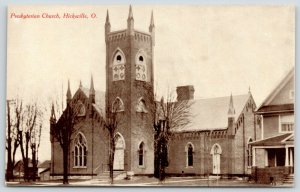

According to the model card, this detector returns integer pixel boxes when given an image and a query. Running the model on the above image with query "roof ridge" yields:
[194,93,249,101]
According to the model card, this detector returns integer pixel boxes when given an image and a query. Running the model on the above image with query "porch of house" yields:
[250,133,294,184]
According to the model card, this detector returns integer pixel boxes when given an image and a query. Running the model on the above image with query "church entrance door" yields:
[211,144,222,175]
[113,133,125,170]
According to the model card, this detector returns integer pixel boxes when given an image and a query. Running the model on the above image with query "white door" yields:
[113,149,124,170]
[213,154,220,174]
[211,144,222,175]
[113,133,125,170]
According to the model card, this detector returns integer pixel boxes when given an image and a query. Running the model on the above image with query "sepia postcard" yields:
[6,5,295,187]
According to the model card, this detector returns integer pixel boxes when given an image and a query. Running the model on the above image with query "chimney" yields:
[176,85,195,101]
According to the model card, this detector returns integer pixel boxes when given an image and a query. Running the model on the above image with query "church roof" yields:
[80,87,105,115]
[177,94,251,132]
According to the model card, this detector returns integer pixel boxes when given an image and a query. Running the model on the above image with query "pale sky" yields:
[7,5,295,161]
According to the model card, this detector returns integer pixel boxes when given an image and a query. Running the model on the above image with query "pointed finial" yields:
[79,80,83,89]
[248,86,251,94]
[106,9,110,23]
[90,75,95,95]
[150,10,154,26]
[66,79,72,100]
[50,102,56,121]
[128,5,133,19]
[228,93,235,116]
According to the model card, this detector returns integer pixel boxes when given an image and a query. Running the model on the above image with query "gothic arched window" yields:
[112,49,126,81]
[138,142,145,166]
[74,132,87,167]
[186,143,194,167]
[136,97,147,113]
[247,138,253,167]
[76,101,86,116]
[112,97,125,112]
[135,50,147,81]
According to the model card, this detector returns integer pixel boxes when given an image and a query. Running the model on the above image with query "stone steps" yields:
[96,171,126,181]
[282,174,294,185]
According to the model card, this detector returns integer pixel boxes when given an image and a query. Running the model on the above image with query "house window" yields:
[138,142,145,166]
[186,143,194,167]
[280,115,294,133]
[74,133,87,168]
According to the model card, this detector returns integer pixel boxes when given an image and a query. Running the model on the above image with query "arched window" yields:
[135,50,147,81]
[112,49,126,81]
[185,142,194,167]
[247,138,253,167]
[74,132,87,167]
[112,97,125,112]
[136,97,147,113]
[138,142,145,166]
[76,101,86,116]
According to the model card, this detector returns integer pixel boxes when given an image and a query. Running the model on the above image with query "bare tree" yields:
[6,99,18,181]
[18,102,43,182]
[143,84,193,181]
[51,100,81,184]
[102,99,123,184]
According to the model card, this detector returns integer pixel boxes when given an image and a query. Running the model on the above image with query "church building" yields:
[50,6,258,179]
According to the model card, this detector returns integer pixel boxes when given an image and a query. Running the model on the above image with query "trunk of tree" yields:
[63,141,69,184]
[24,132,30,181]
[6,101,13,181]
[109,136,114,184]
[31,144,37,182]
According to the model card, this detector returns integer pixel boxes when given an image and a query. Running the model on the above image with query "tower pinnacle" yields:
[128,5,133,19]
[106,9,110,23]
[66,79,72,104]
[89,75,95,104]
[127,5,134,35]
[228,93,235,117]
[50,102,56,122]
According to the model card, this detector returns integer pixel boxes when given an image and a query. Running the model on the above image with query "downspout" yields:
[243,114,245,178]
[92,108,94,178]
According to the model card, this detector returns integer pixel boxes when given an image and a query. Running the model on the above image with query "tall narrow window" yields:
[186,143,194,167]
[138,142,144,166]
[247,138,253,167]
[74,133,88,167]
[112,49,126,81]
[135,50,147,81]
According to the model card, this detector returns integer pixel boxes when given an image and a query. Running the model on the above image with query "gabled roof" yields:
[177,93,251,132]
[79,87,105,115]
[38,160,51,168]
[256,67,294,113]
[250,133,293,146]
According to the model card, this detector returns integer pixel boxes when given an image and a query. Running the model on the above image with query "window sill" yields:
[185,166,194,169]
[73,166,87,169]
[138,165,145,169]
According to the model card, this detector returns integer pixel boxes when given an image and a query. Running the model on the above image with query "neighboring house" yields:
[251,68,294,184]
[167,86,258,177]
[38,160,51,181]
[13,159,38,180]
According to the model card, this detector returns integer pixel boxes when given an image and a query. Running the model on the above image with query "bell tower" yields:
[105,6,155,175]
